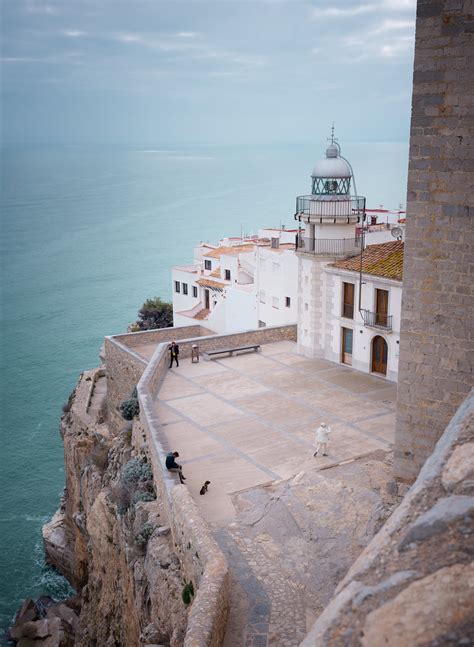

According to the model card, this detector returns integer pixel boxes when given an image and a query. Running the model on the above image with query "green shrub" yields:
[182,581,195,605]
[132,490,156,504]
[120,396,139,421]
[135,522,155,549]
[135,297,173,331]
[122,457,153,484]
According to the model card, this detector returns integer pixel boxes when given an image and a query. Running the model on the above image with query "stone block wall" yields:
[104,337,147,434]
[395,0,474,481]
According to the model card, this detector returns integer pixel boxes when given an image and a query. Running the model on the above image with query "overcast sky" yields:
[1,0,416,145]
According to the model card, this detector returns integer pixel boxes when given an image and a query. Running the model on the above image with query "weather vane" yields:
[328,122,338,145]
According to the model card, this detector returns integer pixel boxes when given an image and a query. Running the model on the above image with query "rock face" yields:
[302,390,474,646]
[38,370,189,646]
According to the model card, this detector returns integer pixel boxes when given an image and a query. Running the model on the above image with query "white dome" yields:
[312,155,352,179]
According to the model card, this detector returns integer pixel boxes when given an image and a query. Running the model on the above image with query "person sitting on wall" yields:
[169,341,179,368]
[165,451,186,483]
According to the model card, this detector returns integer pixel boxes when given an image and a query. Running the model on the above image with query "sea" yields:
[0,141,409,640]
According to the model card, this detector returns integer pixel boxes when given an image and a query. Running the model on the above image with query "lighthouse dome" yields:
[312,150,352,179]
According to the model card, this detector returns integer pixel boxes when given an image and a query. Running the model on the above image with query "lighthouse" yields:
[295,131,366,357]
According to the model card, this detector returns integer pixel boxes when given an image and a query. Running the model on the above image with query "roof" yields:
[204,244,256,259]
[210,266,221,278]
[329,241,404,281]
[196,278,225,291]
[174,265,198,273]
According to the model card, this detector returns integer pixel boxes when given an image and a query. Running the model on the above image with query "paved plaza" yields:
[148,340,397,523]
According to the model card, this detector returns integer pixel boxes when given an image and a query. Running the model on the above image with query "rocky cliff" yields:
[11,368,189,647]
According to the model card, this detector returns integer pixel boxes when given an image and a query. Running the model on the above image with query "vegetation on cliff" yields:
[129,296,173,332]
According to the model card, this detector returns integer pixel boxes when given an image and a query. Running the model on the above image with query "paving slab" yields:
[158,372,204,401]
[196,371,270,401]
[166,392,245,426]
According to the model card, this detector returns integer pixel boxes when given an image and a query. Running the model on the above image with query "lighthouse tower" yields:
[295,131,366,357]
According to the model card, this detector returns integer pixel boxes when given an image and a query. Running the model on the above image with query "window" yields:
[271,237,279,249]
[204,259,212,270]
[258,320,266,328]
[375,289,389,327]
[174,281,180,293]
[182,283,188,295]
[285,296,291,308]
[272,297,279,309]
[342,282,355,319]
[192,286,198,298]
[273,262,280,273]
[225,269,231,281]
[342,327,353,366]
[259,290,266,304]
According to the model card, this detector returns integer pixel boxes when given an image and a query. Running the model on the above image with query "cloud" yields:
[372,18,415,33]
[62,30,87,38]
[176,32,198,38]
[379,34,414,57]
[311,0,416,19]
[311,4,375,18]
[24,1,59,15]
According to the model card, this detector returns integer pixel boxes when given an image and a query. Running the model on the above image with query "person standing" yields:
[314,422,331,457]
[169,341,179,368]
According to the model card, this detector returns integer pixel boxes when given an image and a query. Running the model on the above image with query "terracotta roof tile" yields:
[204,244,256,259]
[210,266,221,278]
[196,278,225,290]
[329,241,404,281]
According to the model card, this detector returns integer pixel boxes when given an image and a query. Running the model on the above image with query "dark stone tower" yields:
[395,0,473,480]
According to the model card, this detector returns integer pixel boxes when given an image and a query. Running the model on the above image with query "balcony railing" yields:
[296,235,361,256]
[361,309,393,331]
[294,195,366,221]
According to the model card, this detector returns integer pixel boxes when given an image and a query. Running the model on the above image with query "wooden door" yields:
[204,289,210,310]
[341,327,353,366]
[375,289,388,327]
[372,335,388,375]
[342,282,354,319]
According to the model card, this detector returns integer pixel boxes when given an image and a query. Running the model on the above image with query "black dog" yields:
[199,481,211,495]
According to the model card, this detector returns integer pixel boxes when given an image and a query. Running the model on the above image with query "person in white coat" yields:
[314,422,331,457]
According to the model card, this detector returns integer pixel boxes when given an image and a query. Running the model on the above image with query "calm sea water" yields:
[0,141,408,639]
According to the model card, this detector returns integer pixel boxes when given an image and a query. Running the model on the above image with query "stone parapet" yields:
[394,0,474,481]
[136,340,229,646]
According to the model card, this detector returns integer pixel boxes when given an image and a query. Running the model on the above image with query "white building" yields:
[171,135,405,380]
[172,228,299,333]
[294,136,404,381]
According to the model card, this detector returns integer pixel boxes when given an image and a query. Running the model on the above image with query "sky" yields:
[1,0,417,146]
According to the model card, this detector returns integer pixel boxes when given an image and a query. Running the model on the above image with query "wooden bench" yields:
[202,344,261,361]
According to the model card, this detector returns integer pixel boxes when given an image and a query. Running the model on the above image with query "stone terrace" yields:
[145,340,396,523]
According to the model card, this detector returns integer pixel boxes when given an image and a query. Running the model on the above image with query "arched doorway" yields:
[371,336,388,376]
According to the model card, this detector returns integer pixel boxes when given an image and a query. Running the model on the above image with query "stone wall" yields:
[136,341,230,647]
[104,337,148,434]
[302,389,474,645]
[113,324,215,351]
[395,0,474,481]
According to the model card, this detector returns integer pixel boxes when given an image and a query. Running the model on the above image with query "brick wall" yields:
[394,0,474,480]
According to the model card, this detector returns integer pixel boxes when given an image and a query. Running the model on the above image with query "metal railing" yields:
[296,235,361,256]
[294,195,366,221]
[361,309,393,331]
